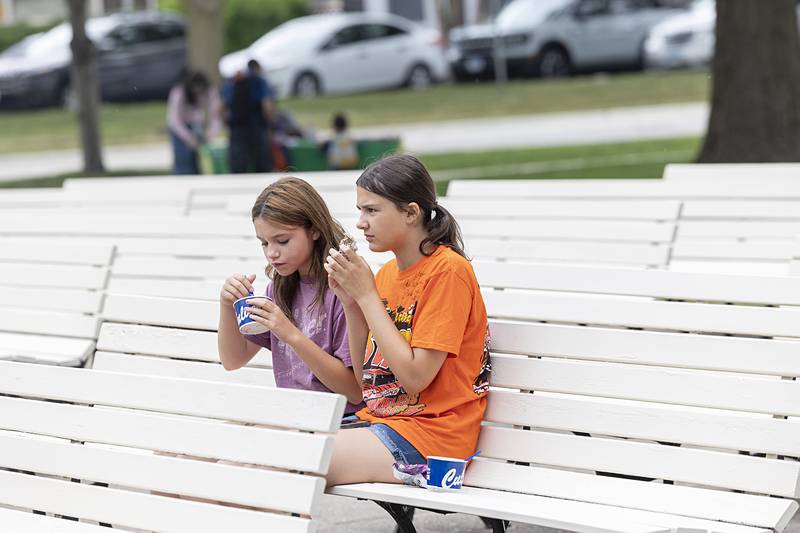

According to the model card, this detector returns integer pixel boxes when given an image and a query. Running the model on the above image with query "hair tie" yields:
[430,203,438,220]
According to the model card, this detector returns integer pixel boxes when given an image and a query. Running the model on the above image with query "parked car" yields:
[0,12,186,109]
[447,0,688,80]
[643,0,715,69]
[218,12,449,99]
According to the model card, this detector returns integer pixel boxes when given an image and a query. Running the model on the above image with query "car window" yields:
[330,25,365,47]
[576,0,611,16]
[106,25,142,47]
[362,24,407,40]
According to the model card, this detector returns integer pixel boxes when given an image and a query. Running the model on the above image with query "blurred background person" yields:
[223,59,275,173]
[167,70,222,175]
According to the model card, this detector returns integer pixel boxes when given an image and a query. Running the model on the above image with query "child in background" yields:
[324,154,491,486]
[324,113,359,170]
[218,177,363,413]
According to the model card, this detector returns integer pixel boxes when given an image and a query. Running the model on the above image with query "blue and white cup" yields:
[426,456,466,491]
[233,293,272,335]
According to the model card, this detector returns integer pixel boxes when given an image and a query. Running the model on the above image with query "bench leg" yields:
[376,501,416,533]
[480,516,508,532]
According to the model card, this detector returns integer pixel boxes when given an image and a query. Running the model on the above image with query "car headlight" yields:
[666,31,694,45]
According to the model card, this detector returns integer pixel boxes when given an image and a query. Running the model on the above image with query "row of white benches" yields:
[3,260,798,531]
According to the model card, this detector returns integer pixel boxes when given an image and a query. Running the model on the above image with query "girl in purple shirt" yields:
[218,177,363,414]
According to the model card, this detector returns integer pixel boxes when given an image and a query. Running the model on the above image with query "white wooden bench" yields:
[663,163,800,181]
[669,200,800,274]
[0,242,114,366]
[93,293,275,386]
[445,178,800,199]
[0,359,344,532]
[331,264,800,533]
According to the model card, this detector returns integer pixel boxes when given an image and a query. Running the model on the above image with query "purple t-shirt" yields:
[245,278,363,415]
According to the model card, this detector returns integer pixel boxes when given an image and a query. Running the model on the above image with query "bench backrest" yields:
[446,178,800,199]
[468,271,800,531]
[664,162,800,181]
[0,242,114,343]
[95,294,274,386]
[0,360,344,532]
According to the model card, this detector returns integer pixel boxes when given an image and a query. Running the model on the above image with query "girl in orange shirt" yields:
[324,154,491,486]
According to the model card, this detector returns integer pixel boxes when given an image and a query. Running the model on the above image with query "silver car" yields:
[0,12,186,109]
[448,0,688,80]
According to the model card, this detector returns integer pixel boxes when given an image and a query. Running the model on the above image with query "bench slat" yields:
[449,219,676,242]
[483,289,800,337]
[682,200,800,219]
[96,323,272,366]
[0,332,94,366]
[112,257,265,278]
[467,239,670,266]
[108,277,222,299]
[678,221,800,239]
[672,240,794,261]
[0,241,115,265]
[330,483,767,533]
[0,309,99,339]
[466,459,797,531]
[0,394,330,474]
[489,321,800,377]
[92,351,276,387]
[478,426,799,497]
[0,263,108,289]
[0,430,321,516]
[102,294,218,330]
[0,468,313,533]
[439,199,682,220]
[486,390,799,458]
[0,286,103,314]
[474,261,800,305]
[491,355,800,417]
[0,507,111,532]
[0,361,344,433]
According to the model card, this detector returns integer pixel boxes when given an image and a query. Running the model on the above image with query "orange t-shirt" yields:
[356,245,491,460]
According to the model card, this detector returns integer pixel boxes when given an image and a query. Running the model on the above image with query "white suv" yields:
[448,0,687,80]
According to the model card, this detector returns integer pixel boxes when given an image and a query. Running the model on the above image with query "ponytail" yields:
[421,203,466,258]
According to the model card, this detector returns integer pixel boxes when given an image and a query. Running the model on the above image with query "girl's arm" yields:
[246,300,363,405]
[341,302,369,385]
[327,250,447,395]
[218,273,262,370]
[357,293,447,395]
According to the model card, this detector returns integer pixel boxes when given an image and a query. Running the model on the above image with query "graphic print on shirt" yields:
[473,327,492,395]
[362,300,427,417]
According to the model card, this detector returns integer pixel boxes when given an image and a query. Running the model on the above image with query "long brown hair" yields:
[251,177,346,320]
[356,154,466,258]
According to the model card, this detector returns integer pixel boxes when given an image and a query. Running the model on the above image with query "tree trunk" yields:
[67,0,104,174]
[698,0,800,162]
[436,0,464,46]
[183,0,224,87]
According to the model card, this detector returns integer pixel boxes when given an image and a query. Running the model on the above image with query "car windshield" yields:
[250,17,331,55]
[495,0,572,29]
[12,18,117,58]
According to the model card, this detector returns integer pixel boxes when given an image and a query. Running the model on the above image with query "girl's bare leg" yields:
[326,427,399,487]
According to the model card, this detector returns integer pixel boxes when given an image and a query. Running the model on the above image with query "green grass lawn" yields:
[1,136,701,194]
[0,70,709,155]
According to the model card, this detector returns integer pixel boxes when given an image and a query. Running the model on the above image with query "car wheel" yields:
[406,64,433,90]
[537,45,571,78]
[293,72,321,98]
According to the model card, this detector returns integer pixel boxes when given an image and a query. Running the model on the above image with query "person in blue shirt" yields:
[223,59,276,173]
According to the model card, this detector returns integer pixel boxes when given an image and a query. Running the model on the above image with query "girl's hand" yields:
[325,246,377,306]
[246,298,301,345]
[220,273,255,305]
[325,264,357,309]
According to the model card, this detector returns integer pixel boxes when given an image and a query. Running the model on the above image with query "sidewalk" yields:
[0,102,708,183]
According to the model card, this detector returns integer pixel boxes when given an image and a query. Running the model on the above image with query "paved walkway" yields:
[0,102,708,183]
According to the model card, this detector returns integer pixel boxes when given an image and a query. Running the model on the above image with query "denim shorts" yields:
[368,423,426,465]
